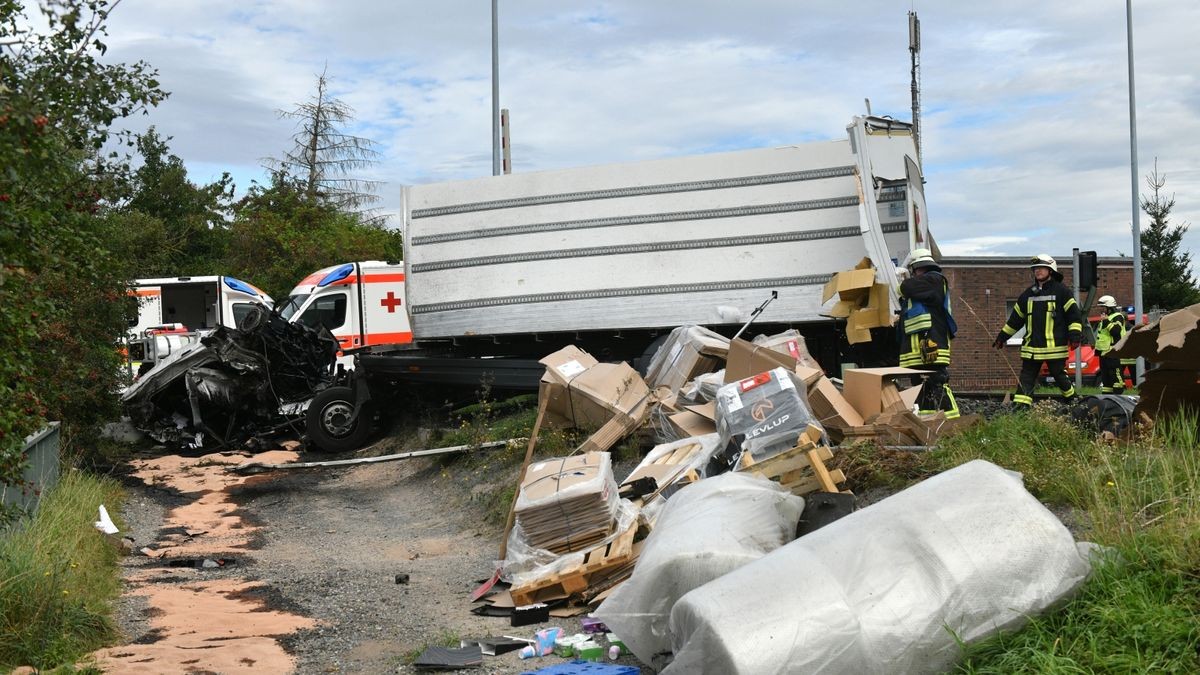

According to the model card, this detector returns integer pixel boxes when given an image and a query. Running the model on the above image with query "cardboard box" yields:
[842,367,927,418]
[538,346,651,430]
[645,325,729,394]
[667,402,717,438]
[1111,303,1200,419]
[821,258,895,345]
[805,376,865,433]
[724,338,798,383]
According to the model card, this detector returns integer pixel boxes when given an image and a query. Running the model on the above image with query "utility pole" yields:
[1126,0,1143,383]
[491,0,501,176]
[908,11,921,161]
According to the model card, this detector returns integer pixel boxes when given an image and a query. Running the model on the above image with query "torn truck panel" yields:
[123,309,338,450]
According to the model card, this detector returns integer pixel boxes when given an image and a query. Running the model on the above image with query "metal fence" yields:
[2,422,61,513]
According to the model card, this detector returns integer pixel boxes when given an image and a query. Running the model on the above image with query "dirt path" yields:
[100,444,634,674]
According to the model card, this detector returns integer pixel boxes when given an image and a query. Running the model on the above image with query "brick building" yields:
[938,256,1135,390]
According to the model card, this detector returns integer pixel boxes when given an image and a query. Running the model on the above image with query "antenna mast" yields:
[908,11,922,162]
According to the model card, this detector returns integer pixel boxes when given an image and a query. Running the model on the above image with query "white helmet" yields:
[1098,295,1118,308]
[906,248,939,272]
[1029,253,1058,273]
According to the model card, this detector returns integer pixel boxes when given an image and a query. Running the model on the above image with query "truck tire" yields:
[306,386,372,453]
[636,334,671,378]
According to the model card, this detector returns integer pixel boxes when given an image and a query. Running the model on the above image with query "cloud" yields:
[94,0,1200,267]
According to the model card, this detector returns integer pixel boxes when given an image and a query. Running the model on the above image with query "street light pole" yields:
[1126,0,1143,383]
[491,0,501,176]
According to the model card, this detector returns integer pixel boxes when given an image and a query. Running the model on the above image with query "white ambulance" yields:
[278,261,412,365]
[127,276,274,372]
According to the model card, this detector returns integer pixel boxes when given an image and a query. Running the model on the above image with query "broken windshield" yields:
[278,294,307,321]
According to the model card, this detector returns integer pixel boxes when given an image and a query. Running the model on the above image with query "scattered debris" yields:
[121,310,337,450]
[412,643,483,670]
[394,573,410,585]
[458,637,529,656]
[1111,302,1198,421]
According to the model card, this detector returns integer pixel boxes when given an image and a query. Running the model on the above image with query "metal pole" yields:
[1072,248,1082,390]
[491,0,500,176]
[1126,0,1144,383]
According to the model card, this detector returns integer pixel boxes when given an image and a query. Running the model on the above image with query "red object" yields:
[380,291,403,313]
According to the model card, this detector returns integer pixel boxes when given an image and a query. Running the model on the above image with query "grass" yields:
[914,408,1200,673]
[400,629,462,664]
[0,470,126,671]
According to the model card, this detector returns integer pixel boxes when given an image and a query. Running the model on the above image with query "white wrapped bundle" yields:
[666,460,1094,674]
[595,472,804,669]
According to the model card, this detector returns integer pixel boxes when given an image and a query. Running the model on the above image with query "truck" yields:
[127,275,273,374]
[285,115,933,450]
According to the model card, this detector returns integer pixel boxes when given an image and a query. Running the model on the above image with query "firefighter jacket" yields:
[1000,279,1083,360]
[898,270,956,367]
[1095,309,1127,355]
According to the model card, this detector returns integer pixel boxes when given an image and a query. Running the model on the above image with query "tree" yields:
[0,0,166,486]
[1140,162,1200,310]
[270,69,382,219]
[227,172,401,300]
[111,127,234,276]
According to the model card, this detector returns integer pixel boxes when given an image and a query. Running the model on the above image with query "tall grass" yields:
[932,410,1200,673]
[0,471,125,671]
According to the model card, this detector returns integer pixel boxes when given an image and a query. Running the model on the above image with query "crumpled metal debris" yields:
[122,308,337,450]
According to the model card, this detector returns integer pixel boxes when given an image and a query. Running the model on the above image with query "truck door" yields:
[357,265,412,347]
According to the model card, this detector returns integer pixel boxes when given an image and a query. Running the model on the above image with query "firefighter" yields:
[992,254,1083,407]
[1095,295,1128,394]
[899,249,960,418]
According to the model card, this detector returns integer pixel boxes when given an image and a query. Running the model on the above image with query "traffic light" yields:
[1077,250,1098,289]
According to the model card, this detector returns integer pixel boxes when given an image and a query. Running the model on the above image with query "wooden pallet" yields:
[510,518,638,606]
[739,439,847,496]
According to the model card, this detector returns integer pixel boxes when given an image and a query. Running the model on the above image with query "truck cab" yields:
[280,261,413,367]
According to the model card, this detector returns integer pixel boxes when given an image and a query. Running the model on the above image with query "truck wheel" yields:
[306,386,372,453]
[636,334,671,378]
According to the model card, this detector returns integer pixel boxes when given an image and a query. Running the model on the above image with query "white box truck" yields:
[287,116,935,450]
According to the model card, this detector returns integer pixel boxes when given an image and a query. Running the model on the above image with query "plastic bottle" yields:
[608,645,621,660]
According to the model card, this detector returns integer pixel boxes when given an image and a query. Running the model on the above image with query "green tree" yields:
[270,69,382,220]
[1140,162,1200,310]
[0,0,166,484]
[110,127,234,276]
[227,172,401,300]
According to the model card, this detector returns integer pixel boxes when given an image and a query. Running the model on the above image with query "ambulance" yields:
[127,276,273,373]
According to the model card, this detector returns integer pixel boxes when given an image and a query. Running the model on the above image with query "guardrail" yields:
[2,422,61,513]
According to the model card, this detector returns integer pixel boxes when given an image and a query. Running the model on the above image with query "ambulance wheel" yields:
[306,386,372,453]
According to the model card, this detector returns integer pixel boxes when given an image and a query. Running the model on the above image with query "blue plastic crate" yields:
[520,659,640,675]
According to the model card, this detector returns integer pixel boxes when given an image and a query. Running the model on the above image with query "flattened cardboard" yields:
[843,367,927,418]
[724,338,798,383]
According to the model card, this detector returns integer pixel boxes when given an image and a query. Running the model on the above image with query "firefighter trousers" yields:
[1100,355,1125,394]
[1014,358,1075,406]
[909,364,960,419]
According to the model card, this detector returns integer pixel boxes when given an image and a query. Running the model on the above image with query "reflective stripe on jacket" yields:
[1000,279,1082,360]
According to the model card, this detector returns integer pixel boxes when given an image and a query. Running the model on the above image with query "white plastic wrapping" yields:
[680,369,726,403]
[595,473,804,669]
[751,328,820,370]
[666,460,1094,675]
[500,498,638,587]
[645,325,729,394]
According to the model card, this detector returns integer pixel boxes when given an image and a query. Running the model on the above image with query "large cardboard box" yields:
[1111,303,1200,419]
[842,367,927,418]
[724,338,798,383]
[645,326,729,395]
[539,346,650,430]
[806,376,865,435]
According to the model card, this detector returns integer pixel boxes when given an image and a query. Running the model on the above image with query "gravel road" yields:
[109,444,649,674]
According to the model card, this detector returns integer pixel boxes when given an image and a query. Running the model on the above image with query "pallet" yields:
[739,439,847,496]
[510,518,638,606]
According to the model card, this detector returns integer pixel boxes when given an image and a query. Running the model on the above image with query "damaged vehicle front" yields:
[122,305,338,450]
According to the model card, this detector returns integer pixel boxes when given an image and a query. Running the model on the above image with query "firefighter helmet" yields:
[1029,253,1058,273]
[1098,295,1118,308]
[906,248,939,272]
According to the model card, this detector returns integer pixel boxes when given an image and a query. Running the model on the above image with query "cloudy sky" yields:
[91,0,1198,262]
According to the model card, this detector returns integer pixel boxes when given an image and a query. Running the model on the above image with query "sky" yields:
[86,0,1199,264]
